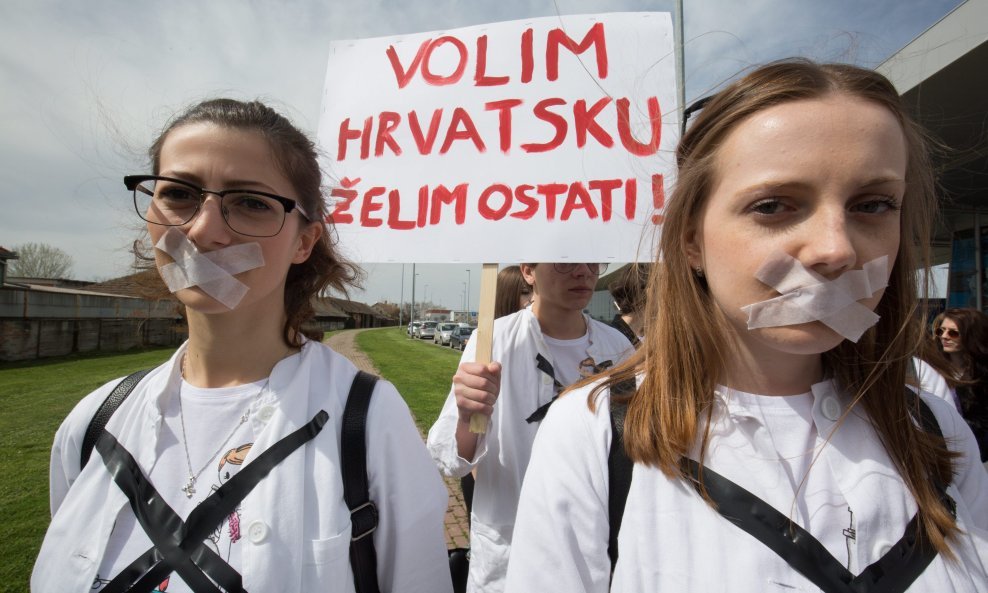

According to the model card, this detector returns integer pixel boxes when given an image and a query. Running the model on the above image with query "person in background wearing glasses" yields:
[427,262,634,593]
[32,99,453,593]
[934,308,988,461]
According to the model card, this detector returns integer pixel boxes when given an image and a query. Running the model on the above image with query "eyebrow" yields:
[160,171,281,193]
[738,176,906,196]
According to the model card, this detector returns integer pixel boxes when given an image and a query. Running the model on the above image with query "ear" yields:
[684,224,704,271]
[292,222,323,264]
[519,263,538,289]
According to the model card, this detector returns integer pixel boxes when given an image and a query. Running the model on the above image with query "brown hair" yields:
[934,307,988,379]
[608,263,650,314]
[137,98,362,346]
[495,265,532,319]
[590,59,957,552]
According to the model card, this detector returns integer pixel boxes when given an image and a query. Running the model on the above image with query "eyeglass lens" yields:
[133,178,288,237]
[935,327,959,339]
[553,263,608,275]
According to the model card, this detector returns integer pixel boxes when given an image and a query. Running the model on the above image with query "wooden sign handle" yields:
[469,263,499,433]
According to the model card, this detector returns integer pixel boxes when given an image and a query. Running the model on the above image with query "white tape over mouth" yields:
[155,228,265,310]
[740,253,889,342]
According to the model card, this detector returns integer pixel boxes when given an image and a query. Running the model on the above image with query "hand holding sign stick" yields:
[468,263,500,434]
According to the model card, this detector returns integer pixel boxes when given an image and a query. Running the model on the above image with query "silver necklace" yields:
[177,355,269,498]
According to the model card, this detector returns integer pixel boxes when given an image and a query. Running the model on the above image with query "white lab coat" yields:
[427,308,633,593]
[506,378,988,592]
[32,340,453,593]
[914,356,961,411]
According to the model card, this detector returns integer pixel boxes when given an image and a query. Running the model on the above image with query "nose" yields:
[184,194,232,247]
[801,207,857,277]
[571,263,597,277]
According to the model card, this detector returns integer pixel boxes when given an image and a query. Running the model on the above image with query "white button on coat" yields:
[822,397,842,421]
[247,520,268,543]
[257,406,275,423]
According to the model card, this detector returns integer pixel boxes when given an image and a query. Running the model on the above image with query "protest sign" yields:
[318,12,678,264]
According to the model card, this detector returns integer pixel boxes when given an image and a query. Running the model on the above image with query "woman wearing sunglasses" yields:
[934,308,988,461]
[33,99,453,593]
[428,262,634,592]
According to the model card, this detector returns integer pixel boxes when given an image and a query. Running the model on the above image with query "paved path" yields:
[325,329,470,549]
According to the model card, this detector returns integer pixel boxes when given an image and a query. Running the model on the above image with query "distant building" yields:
[422,308,452,322]
[0,273,184,362]
[0,246,17,286]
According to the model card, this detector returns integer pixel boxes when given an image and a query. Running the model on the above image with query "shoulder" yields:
[54,358,173,467]
[302,340,412,425]
[492,309,540,351]
[591,317,630,338]
[544,378,613,441]
[588,317,635,357]
[914,387,970,444]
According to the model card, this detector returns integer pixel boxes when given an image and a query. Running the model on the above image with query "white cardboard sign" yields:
[318,13,678,263]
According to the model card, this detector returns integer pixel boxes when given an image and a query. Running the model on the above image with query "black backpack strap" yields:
[607,377,637,575]
[605,383,952,588]
[80,369,152,469]
[342,370,381,593]
[673,388,953,593]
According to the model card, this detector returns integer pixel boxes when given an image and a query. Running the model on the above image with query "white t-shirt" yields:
[94,379,267,592]
[542,332,592,387]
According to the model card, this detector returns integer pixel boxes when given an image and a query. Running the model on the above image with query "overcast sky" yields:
[0,0,964,309]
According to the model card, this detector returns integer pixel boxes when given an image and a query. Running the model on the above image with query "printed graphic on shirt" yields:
[207,443,253,560]
[842,507,856,569]
[578,356,613,377]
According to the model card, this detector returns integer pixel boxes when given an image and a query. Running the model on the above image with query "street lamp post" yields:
[466,269,471,321]
[410,264,417,333]
[399,264,405,328]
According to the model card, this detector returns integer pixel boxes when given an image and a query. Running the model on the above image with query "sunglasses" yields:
[935,327,960,339]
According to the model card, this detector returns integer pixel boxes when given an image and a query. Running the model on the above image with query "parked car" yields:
[434,322,459,345]
[419,321,439,340]
[449,325,476,351]
[408,321,421,337]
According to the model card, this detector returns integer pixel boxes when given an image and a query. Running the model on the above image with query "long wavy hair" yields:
[934,307,988,379]
[136,98,362,346]
[589,59,958,552]
[495,265,531,319]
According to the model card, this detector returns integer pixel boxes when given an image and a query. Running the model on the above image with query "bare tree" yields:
[8,242,74,279]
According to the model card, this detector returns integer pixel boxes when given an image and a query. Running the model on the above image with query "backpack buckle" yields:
[350,501,378,541]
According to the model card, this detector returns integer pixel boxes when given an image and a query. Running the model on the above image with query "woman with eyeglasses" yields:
[504,60,988,592]
[934,307,988,461]
[33,99,453,593]
[427,262,634,592]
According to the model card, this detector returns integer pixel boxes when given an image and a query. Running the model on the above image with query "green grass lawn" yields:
[0,347,174,592]
[0,330,461,590]
[356,327,462,432]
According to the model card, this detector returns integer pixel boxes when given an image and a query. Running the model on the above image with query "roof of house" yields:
[81,270,163,298]
[312,298,349,319]
[325,296,380,316]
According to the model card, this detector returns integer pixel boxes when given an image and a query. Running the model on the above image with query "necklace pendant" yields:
[182,476,196,498]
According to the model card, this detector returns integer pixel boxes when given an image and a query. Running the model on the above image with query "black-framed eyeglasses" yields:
[124,175,310,238]
[935,327,960,339]
[552,263,608,276]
